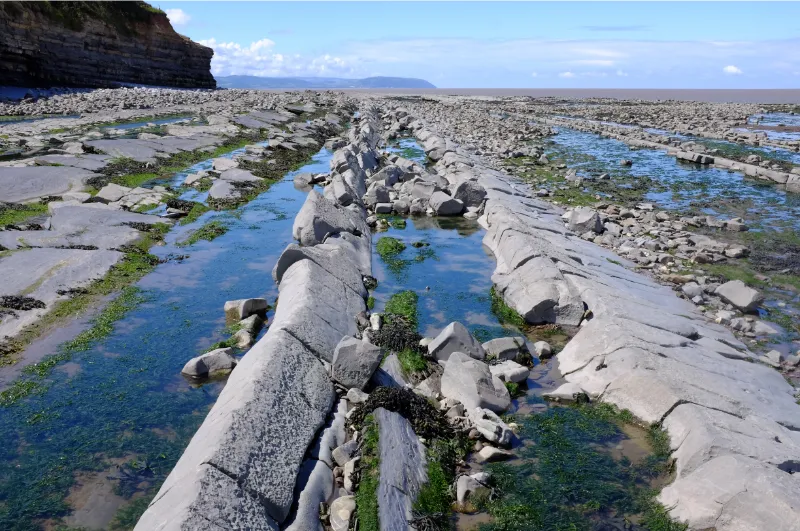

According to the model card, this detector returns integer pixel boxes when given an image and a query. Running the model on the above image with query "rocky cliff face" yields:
[0,2,215,89]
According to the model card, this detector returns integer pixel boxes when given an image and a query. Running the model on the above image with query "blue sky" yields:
[156,2,800,88]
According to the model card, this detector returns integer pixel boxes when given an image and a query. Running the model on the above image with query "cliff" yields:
[0,2,215,89]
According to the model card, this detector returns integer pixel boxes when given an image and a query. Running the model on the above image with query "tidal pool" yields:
[548,127,800,231]
[0,148,332,531]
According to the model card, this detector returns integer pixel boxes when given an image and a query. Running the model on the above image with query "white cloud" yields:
[616,69,629,77]
[530,72,538,77]
[571,59,615,66]
[723,65,743,75]
[558,71,576,78]
[199,38,359,78]
[165,9,191,26]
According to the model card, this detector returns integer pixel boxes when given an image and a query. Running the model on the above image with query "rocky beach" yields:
[0,86,798,531]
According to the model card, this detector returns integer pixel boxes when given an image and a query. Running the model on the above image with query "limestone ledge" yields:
[406,117,800,531]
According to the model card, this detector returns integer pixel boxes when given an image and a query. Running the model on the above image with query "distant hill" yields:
[216,75,436,89]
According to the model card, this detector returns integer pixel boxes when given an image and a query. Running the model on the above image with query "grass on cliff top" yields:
[478,402,686,531]
[3,1,166,35]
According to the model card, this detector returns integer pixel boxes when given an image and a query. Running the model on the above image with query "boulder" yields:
[208,180,240,201]
[224,298,269,321]
[543,382,586,402]
[429,191,464,216]
[568,207,603,234]
[489,360,530,383]
[329,496,355,531]
[453,180,487,208]
[440,352,511,413]
[292,189,366,246]
[482,336,528,361]
[456,473,491,505]
[471,408,514,446]
[475,446,514,463]
[181,347,237,377]
[331,336,383,390]
[428,321,486,361]
[715,280,763,312]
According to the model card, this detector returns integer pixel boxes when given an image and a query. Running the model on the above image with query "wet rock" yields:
[332,440,359,468]
[482,336,528,361]
[181,347,237,377]
[440,352,511,413]
[715,280,763,312]
[456,473,491,505]
[224,298,269,321]
[331,336,383,390]
[208,180,241,201]
[428,321,486,361]
[346,388,369,404]
[475,445,514,463]
[543,382,586,402]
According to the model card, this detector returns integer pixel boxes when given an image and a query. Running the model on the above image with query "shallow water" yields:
[371,217,511,341]
[549,127,800,231]
[0,148,332,530]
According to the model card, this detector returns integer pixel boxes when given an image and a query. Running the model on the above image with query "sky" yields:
[154,1,800,88]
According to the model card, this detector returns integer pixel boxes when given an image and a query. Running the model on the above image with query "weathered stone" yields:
[331,336,383,390]
[428,321,486,361]
[329,495,356,531]
[429,191,464,215]
[453,180,487,208]
[138,329,334,526]
[440,352,511,413]
[482,336,527,361]
[224,298,269,321]
[715,280,763,312]
[489,360,530,383]
[475,446,514,463]
[292,189,366,246]
[181,347,237,377]
[567,207,603,234]
[375,408,427,531]
[471,408,514,446]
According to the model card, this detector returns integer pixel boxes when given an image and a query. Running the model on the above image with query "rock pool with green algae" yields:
[371,216,514,342]
[548,127,800,232]
[475,399,684,531]
[0,148,333,531]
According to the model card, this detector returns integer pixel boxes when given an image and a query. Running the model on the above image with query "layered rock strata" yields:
[0,2,215,89]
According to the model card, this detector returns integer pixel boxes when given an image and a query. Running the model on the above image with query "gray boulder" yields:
[453,180,487,208]
[440,352,511,412]
[208,180,241,201]
[489,360,530,383]
[181,348,237,377]
[331,336,383,390]
[568,207,603,234]
[471,408,514,446]
[292,189,366,246]
[224,298,269,321]
[482,336,528,361]
[715,280,763,312]
[429,191,464,216]
[428,322,486,361]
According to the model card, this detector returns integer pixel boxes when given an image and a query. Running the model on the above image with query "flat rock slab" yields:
[35,154,111,172]
[0,247,123,340]
[0,224,141,250]
[0,165,95,203]
[375,408,427,531]
[49,204,167,232]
